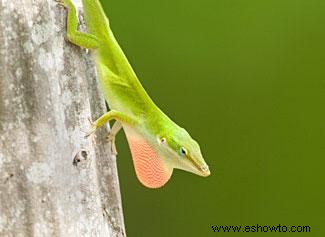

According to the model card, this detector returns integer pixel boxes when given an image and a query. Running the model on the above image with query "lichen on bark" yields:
[0,1,126,236]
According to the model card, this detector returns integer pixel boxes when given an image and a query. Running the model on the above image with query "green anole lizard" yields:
[57,0,210,188]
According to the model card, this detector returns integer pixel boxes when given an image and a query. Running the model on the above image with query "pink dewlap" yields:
[125,130,172,188]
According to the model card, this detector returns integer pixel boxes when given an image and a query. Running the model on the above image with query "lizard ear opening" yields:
[157,137,167,145]
[125,129,173,188]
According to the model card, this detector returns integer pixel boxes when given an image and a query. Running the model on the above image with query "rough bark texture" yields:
[0,0,126,236]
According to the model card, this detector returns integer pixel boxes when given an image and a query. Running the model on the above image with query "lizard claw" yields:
[84,117,96,138]
[87,117,95,126]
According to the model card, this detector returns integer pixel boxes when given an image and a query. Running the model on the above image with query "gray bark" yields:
[0,1,126,236]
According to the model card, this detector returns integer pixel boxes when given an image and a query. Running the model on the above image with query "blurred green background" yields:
[101,0,325,236]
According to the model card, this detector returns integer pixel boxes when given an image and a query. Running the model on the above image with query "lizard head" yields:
[158,126,210,177]
[124,121,210,189]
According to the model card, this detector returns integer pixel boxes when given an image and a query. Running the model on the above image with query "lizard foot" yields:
[106,132,118,155]
[84,117,96,138]
[55,0,66,7]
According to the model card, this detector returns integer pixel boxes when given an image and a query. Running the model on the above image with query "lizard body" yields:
[58,0,210,188]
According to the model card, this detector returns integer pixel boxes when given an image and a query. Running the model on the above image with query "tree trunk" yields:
[0,1,126,236]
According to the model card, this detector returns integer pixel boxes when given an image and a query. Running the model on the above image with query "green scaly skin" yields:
[57,0,210,187]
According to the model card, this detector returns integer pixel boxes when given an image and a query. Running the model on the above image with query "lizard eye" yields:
[179,147,187,157]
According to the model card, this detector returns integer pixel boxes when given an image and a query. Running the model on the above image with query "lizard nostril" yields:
[200,165,210,176]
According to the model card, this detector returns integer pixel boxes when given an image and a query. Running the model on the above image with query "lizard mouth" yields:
[199,165,210,177]
[188,156,210,177]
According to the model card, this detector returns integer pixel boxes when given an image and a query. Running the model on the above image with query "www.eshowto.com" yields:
[212,224,311,233]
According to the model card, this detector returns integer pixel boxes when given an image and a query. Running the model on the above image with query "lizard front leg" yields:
[85,110,135,138]
[56,0,99,49]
